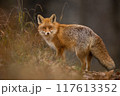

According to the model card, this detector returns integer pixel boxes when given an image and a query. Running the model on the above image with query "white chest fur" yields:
[46,40,56,49]
[42,37,56,50]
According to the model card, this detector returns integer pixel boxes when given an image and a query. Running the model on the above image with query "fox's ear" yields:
[37,14,44,24]
[50,14,56,23]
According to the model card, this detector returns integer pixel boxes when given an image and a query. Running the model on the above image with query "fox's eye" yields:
[43,27,46,30]
[49,26,52,29]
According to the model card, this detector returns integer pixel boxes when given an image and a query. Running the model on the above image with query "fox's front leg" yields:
[56,47,65,60]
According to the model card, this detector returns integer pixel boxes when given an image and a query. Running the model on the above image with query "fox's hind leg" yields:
[86,52,92,71]
[76,50,87,71]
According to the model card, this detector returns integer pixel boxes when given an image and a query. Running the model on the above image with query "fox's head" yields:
[37,14,58,36]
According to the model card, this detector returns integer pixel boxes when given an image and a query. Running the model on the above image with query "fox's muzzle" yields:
[45,32,51,35]
[39,31,54,36]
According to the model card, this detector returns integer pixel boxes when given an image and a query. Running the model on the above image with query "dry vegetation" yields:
[0,8,83,80]
[0,8,120,80]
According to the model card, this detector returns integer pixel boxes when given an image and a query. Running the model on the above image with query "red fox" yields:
[37,14,115,71]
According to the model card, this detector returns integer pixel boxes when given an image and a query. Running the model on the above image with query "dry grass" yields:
[0,9,83,80]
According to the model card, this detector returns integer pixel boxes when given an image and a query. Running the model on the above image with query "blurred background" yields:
[0,0,120,72]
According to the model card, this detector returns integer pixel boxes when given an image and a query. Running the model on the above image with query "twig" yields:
[59,2,69,22]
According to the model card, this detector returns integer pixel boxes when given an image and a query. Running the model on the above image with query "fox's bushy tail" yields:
[90,36,115,70]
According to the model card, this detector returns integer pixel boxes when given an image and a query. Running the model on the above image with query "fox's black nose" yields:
[47,32,49,35]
